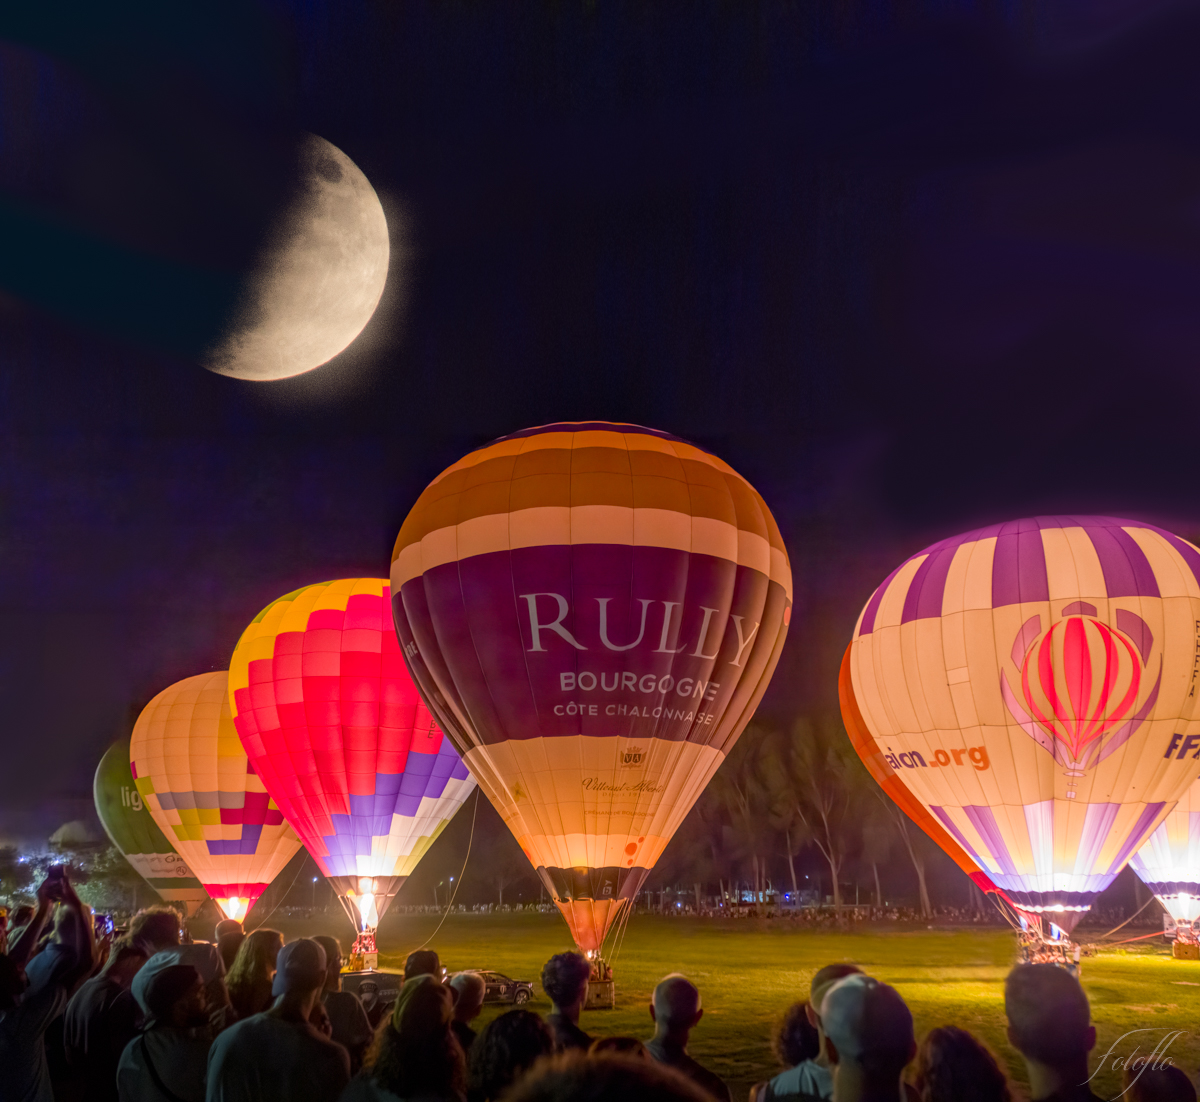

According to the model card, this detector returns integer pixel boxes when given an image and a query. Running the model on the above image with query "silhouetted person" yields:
[404,949,441,981]
[62,938,148,1101]
[117,963,211,1102]
[505,1051,713,1102]
[129,907,231,1029]
[0,869,96,1102]
[820,974,915,1102]
[225,928,283,1021]
[468,1008,554,1102]
[911,1025,1011,1102]
[449,972,485,1054]
[206,938,349,1102]
[752,1000,822,1102]
[312,936,372,1074]
[752,963,864,1102]
[645,973,730,1102]
[214,921,244,975]
[346,973,465,1102]
[1123,1056,1197,1102]
[541,952,592,1053]
[1004,964,1101,1102]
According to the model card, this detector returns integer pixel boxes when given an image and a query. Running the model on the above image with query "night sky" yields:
[4,0,1200,839]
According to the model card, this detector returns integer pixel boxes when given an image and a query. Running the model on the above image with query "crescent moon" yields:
[203,134,389,381]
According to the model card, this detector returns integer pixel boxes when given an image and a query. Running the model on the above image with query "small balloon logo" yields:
[1001,603,1161,773]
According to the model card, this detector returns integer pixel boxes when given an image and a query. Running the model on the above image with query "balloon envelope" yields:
[845,516,1200,932]
[94,739,208,915]
[130,672,303,920]
[227,578,476,927]
[391,422,792,951]
[1131,776,1200,927]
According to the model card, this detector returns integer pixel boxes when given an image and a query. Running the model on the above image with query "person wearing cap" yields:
[312,936,372,1074]
[819,973,915,1102]
[644,973,731,1102]
[205,938,350,1102]
[116,963,211,1102]
[344,972,466,1102]
[1004,964,1102,1102]
[752,964,864,1102]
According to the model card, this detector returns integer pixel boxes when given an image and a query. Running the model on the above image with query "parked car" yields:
[459,969,534,1005]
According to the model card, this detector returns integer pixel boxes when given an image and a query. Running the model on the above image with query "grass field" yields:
[261,911,1200,1099]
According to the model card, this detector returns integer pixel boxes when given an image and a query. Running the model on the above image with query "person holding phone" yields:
[0,866,99,1102]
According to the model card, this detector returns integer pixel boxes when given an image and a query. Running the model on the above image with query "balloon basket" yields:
[349,928,379,972]
[582,954,614,1009]
[1017,928,1081,976]
[1172,940,1200,960]
[585,979,615,1010]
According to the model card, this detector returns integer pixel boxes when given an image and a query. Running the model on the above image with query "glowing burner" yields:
[217,896,249,922]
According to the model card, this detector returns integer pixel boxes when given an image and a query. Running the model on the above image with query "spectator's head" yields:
[214,918,243,940]
[469,1008,555,1100]
[404,948,441,981]
[131,957,205,1028]
[1004,964,1095,1075]
[807,964,865,1060]
[541,952,591,1012]
[366,973,465,1099]
[11,904,35,931]
[227,927,284,995]
[450,971,486,1022]
[590,1036,648,1059]
[312,935,343,993]
[505,1052,713,1102]
[650,974,703,1041]
[128,906,182,955]
[1124,1056,1198,1102]
[140,964,206,1029]
[270,938,327,1003]
[99,936,148,986]
[820,974,915,1093]
[912,1026,1011,1102]
[774,1002,820,1068]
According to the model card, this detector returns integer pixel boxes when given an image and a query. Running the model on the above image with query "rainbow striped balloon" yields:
[391,422,792,952]
[845,516,1200,930]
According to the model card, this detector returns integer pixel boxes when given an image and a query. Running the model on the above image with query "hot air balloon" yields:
[130,672,303,921]
[390,422,792,954]
[1131,776,1200,945]
[94,740,208,915]
[843,516,1200,936]
[227,578,476,964]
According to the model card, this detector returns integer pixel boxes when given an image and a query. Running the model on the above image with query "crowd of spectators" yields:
[1,866,1197,1102]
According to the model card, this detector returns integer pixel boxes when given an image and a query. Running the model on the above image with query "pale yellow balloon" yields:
[204,134,389,381]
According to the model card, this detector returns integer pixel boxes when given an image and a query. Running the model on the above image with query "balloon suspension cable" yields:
[414,787,480,954]
[1096,893,1158,941]
[604,891,636,967]
[985,889,1030,934]
[245,857,308,932]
